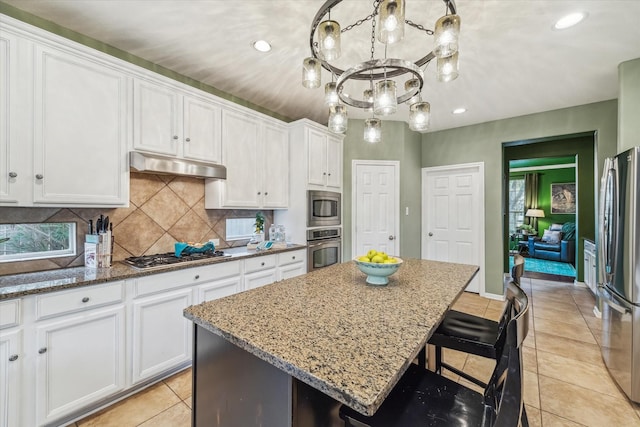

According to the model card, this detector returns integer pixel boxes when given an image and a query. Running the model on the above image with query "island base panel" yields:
[192,325,292,427]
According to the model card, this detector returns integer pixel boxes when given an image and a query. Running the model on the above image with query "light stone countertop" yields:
[183,258,479,416]
[0,245,306,300]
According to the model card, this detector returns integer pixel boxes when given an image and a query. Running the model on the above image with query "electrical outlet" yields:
[210,238,220,246]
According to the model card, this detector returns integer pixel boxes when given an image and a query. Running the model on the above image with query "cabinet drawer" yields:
[133,261,241,297]
[584,240,596,252]
[36,282,124,320]
[244,254,277,273]
[277,250,306,267]
[0,299,21,329]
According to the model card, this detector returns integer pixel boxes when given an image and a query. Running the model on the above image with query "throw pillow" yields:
[546,230,562,244]
[549,223,563,231]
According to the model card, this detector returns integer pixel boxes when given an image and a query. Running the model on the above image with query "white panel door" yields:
[422,163,484,293]
[262,122,289,208]
[35,306,126,426]
[33,44,128,205]
[353,161,399,258]
[133,78,180,156]
[183,95,222,163]
[307,128,327,186]
[0,330,21,427]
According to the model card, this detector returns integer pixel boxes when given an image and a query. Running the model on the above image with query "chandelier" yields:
[302,0,460,142]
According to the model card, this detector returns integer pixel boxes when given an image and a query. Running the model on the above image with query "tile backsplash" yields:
[0,172,273,275]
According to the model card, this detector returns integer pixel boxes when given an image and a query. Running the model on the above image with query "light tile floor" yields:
[71,277,640,426]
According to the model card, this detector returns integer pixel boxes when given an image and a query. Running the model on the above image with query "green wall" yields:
[510,166,577,233]
[505,133,597,282]
[421,101,617,295]
[342,120,422,260]
[618,58,640,152]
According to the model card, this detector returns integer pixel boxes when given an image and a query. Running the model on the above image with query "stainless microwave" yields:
[307,190,341,227]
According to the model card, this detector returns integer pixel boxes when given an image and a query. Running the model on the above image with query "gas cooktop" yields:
[124,250,229,270]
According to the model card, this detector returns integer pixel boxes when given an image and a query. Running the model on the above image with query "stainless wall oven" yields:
[307,190,341,227]
[307,227,341,272]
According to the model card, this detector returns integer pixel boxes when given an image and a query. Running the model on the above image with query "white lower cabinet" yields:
[35,305,126,426]
[584,239,597,294]
[0,329,22,427]
[131,288,193,384]
[244,255,277,290]
[5,251,305,426]
[277,249,307,280]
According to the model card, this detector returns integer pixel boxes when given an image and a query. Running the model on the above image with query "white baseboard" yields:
[593,305,602,319]
[481,291,505,301]
[573,280,587,288]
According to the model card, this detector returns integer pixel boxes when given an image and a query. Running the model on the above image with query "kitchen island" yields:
[184,258,479,426]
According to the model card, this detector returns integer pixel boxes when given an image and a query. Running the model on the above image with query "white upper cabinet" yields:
[205,108,289,209]
[0,28,26,204]
[0,18,129,207]
[32,43,129,206]
[302,122,343,191]
[133,76,222,164]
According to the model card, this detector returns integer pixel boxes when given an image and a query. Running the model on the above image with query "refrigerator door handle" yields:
[604,294,629,315]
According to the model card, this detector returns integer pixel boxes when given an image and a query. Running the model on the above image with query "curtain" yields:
[524,173,540,229]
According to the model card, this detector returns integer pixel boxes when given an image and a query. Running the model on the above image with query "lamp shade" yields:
[525,209,545,218]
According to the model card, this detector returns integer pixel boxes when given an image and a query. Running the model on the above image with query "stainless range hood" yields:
[130,151,226,179]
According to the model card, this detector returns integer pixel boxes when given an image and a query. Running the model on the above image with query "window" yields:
[225,218,255,241]
[508,178,525,234]
[0,223,76,263]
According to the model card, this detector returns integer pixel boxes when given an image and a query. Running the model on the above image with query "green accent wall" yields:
[510,166,577,233]
[0,1,291,122]
[342,120,422,260]
[618,58,640,152]
[506,133,597,283]
[420,100,617,296]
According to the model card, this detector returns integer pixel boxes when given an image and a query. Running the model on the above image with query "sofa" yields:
[528,222,576,263]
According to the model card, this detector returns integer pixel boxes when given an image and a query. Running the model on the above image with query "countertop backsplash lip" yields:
[0,244,306,300]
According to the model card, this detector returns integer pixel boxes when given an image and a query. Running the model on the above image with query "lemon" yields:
[378,252,389,260]
[387,257,397,263]
[371,255,385,263]
[357,256,371,262]
[367,249,377,258]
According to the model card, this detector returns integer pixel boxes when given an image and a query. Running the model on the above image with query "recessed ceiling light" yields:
[554,12,587,30]
[252,40,272,52]
[452,107,466,114]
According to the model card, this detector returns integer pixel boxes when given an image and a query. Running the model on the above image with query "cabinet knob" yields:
[8,172,17,178]
[261,262,265,266]
[323,172,327,175]
[8,354,18,362]
[257,192,261,195]
[173,135,179,140]
[35,174,44,180]
[195,275,200,280]
[185,138,191,142]
[292,256,296,260]
[82,297,90,303]
[328,173,331,176]
[264,192,268,196]
[38,347,47,354]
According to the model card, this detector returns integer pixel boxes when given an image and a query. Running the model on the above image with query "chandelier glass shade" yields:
[303,0,460,140]
[364,117,382,143]
[328,105,348,133]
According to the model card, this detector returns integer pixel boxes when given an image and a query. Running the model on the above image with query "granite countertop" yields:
[0,244,306,300]
[184,258,479,416]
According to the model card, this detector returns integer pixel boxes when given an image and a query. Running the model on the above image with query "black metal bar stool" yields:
[339,281,530,427]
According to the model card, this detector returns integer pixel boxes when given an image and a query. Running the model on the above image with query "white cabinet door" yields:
[0,29,27,204]
[307,128,328,187]
[245,269,278,290]
[35,305,126,426]
[325,135,342,189]
[219,109,261,207]
[133,78,180,156]
[278,262,306,281]
[32,44,128,206]
[131,288,193,384]
[262,122,289,208]
[183,95,222,163]
[197,276,242,303]
[0,329,22,427]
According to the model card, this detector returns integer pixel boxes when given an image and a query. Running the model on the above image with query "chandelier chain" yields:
[341,0,380,33]
[405,20,435,36]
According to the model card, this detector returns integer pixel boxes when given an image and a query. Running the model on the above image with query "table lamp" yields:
[525,209,545,234]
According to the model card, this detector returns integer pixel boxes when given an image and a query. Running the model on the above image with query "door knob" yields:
[8,172,17,178]
[388,235,395,240]
[428,232,433,236]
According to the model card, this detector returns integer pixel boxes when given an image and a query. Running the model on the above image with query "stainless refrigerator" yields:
[599,146,640,403]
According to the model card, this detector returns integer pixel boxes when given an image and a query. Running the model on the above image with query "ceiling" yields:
[4,0,640,133]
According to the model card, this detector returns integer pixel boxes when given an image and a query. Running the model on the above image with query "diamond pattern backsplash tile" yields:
[1,172,274,275]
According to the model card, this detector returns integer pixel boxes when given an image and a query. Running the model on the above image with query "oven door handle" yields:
[307,239,339,248]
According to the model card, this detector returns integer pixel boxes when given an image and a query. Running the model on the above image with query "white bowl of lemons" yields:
[353,250,403,286]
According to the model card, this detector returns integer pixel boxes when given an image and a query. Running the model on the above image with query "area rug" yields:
[509,256,576,277]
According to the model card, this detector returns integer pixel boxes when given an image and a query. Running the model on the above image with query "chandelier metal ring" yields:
[309,0,458,79]
[335,58,424,108]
